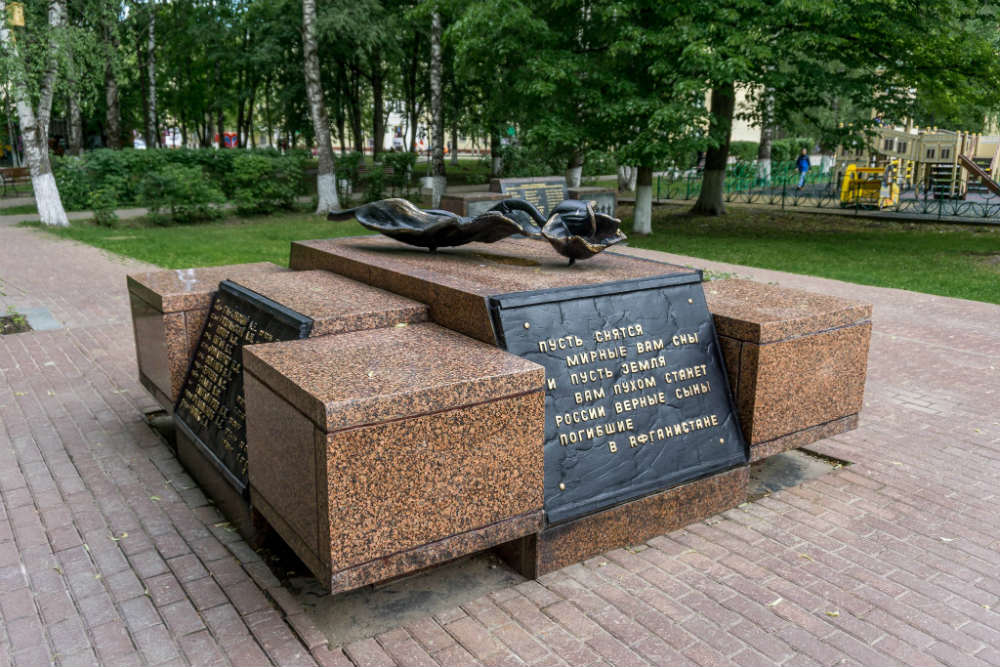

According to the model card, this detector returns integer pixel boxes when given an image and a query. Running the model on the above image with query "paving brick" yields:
[165,553,208,583]
[344,637,397,667]
[159,599,205,637]
[6,616,45,654]
[76,592,117,629]
[47,617,90,656]
[132,624,181,665]
[178,631,227,666]
[222,638,271,667]
[182,576,227,611]
[1,587,36,621]
[432,644,482,667]
[224,578,272,615]
[143,572,185,607]
[376,628,437,667]
[403,617,456,653]
[90,620,136,662]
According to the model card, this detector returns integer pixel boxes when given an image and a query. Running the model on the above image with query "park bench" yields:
[0,167,30,197]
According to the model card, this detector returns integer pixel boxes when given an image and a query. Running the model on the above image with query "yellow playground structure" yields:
[837,125,1000,200]
[839,164,900,208]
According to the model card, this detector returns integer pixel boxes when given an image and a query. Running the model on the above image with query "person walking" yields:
[796,148,811,190]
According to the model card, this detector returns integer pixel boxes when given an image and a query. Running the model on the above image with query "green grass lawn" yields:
[25,203,1000,305]
[23,211,367,268]
[0,203,37,215]
[621,203,1000,304]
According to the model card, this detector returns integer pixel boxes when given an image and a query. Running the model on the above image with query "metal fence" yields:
[655,160,1000,223]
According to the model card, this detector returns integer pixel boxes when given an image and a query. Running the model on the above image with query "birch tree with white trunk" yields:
[302,0,340,214]
[145,0,158,148]
[0,0,70,227]
[429,9,446,207]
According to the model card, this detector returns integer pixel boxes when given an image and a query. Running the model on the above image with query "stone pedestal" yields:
[290,237,692,345]
[243,323,546,592]
[704,279,872,461]
[498,466,748,577]
[170,269,428,544]
[568,186,617,216]
[438,191,511,217]
[127,262,288,410]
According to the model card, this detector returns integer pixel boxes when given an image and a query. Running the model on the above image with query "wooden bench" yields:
[0,167,30,197]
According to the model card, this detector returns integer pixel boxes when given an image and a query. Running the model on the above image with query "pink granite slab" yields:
[127,262,289,313]
[243,322,545,432]
[232,270,428,336]
[704,279,872,343]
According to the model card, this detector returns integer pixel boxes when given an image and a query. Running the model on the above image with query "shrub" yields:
[582,150,617,177]
[772,137,815,162]
[225,153,302,214]
[53,148,307,209]
[88,187,119,227]
[138,163,225,224]
[729,141,759,163]
[362,167,385,203]
[380,151,417,193]
[498,143,562,177]
[50,156,91,209]
[335,152,364,189]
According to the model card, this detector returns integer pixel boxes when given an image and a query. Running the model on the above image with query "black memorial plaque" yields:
[490,273,747,525]
[174,280,313,495]
[498,177,569,217]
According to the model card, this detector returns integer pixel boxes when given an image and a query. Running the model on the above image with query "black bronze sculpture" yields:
[328,197,626,264]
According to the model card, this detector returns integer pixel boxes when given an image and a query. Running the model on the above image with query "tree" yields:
[302,0,340,213]
[0,0,70,226]
[691,0,1000,215]
[429,8,445,205]
[144,0,158,148]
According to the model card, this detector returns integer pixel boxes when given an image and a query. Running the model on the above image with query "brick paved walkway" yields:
[0,219,997,667]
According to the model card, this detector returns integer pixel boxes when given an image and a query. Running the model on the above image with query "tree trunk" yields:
[68,94,82,155]
[429,10,446,205]
[264,77,273,147]
[348,66,363,153]
[35,0,65,150]
[633,165,653,235]
[404,33,421,155]
[451,126,459,164]
[0,0,68,226]
[144,0,158,148]
[216,109,224,148]
[617,165,637,192]
[692,81,736,216]
[490,129,502,177]
[302,0,340,213]
[756,92,773,184]
[370,55,384,159]
[566,148,584,187]
[105,60,121,149]
[246,84,256,147]
[236,97,244,148]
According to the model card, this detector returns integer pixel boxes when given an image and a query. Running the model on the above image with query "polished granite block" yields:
[232,270,428,336]
[243,322,547,591]
[704,279,872,458]
[437,191,512,217]
[498,466,748,578]
[127,262,288,409]
[289,236,692,344]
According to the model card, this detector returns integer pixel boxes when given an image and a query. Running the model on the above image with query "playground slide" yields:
[958,154,1000,197]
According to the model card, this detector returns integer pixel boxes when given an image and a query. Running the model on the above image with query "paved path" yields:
[0,219,997,666]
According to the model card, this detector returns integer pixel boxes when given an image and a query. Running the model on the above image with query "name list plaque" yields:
[174,280,313,495]
[498,177,569,217]
[490,273,747,524]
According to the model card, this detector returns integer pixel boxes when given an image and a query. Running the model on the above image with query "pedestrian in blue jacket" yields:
[796,148,810,190]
